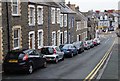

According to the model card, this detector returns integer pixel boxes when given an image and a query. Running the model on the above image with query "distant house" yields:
[67,2,88,41]
[57,1,76,44]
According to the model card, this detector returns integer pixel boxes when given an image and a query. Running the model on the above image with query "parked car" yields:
[93,38,101,45]
[61,44,78,57]
[93,38,98,46]
[73,41,84,54]
[88,40,94,48]
[83,41,91,50]
[3,49,47,74]
[41,46,64,63]
[59,44,64,51]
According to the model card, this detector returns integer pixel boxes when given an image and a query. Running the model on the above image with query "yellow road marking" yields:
[83,38,116,81]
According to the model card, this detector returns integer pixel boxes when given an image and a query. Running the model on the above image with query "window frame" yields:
[37,6,43,25]
[13,28,20,50]
[38,29,43,49]
[12,0,20,16]
[29,5,35,26]
[51,7,55,24]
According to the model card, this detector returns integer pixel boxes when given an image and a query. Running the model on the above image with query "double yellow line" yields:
[83,39,116,81]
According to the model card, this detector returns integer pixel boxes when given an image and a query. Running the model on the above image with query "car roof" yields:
[42,46,58,48]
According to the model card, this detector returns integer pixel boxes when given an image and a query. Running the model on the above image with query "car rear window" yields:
[6,51,25,59]
[41,48,53,55]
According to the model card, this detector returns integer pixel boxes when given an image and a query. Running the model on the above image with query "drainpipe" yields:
[48,6,50,46]
[6,1,10,52]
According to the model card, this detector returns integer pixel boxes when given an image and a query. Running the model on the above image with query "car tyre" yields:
[27,64,33,74]
[70,53,73,58]
[55,58,58,64]
[43,61,47,68]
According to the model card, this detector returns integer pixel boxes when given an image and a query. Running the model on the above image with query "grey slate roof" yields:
[56,2,76,14]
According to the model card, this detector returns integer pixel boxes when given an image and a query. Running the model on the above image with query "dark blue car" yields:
[61,44,78,57]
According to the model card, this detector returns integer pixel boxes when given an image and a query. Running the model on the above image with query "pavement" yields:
[100,37,119,80]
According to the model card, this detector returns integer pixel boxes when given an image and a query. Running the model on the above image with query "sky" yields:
[65,0,120,12]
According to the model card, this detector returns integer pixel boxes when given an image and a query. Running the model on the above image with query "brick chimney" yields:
[67,1,76,11]
[75,6,79,11]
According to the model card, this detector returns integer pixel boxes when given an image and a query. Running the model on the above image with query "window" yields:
[77,22,80,30]
[57,8,60,23]
[64,31,67,44]
[12,0,19,15]
[38,30,43,49]
[51,8,55,24]
[13,28,20,49]
[52,31,56,46]
[29,5,35,26]
[60,32,63,44]
[37,6,43,24]
[64,14,67,27]
[60,14,63,27]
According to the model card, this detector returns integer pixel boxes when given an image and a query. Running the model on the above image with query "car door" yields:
[30,50,41,68]
[55,47,63,60]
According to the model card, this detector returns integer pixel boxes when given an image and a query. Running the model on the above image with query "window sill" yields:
[29,24,35,26]
[13,47,20,50]
[12,14,21,17]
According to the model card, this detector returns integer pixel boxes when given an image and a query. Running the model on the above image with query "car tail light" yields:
[23,54,28,61]
[53,49,56,54]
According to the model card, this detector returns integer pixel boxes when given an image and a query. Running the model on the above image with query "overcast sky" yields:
[65,0,120,12]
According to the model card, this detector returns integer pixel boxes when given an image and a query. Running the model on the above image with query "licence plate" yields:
[9,60,18,63]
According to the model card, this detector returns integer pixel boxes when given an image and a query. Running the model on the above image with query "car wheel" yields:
[70,53,73,58]
[61,56,64,61]
[55,58,58,63]
[27,64,33,74]
[43,61,47,68]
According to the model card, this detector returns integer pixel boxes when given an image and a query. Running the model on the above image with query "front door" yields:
[29,32,35,49]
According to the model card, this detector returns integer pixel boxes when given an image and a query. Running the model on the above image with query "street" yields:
[2,32,116,80]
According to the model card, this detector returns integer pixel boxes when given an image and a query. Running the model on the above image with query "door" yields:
[29,33,34,49]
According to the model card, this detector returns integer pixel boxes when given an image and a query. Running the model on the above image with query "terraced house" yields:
[67,2,88,41]
[2,1,61,55]
[2,0,88,58]
[0,0,2,63]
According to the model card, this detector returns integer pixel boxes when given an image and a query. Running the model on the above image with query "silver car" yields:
[41,46,64,63]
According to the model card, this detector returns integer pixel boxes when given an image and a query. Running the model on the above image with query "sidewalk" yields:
[100,37,119,80]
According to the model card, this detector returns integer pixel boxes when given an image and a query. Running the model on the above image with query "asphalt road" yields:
[2,33,116,80]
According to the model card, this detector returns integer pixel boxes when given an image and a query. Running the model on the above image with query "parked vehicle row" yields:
[3,38,101,74]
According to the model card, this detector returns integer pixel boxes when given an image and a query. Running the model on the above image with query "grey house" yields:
[56,1,76,44]
[67,2,88,41]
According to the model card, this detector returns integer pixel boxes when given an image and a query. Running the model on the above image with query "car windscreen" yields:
[63,45,71,49]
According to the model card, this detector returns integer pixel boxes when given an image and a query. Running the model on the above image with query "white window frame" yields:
[52,31,56,46]
[12,0,19,16]
[28,5,35,26]
[60,32,63,44]
[64,14,67,27]
[60,14,63,27]
[37,6,43,25]
[51,7,55,24]
[64,31,67,44]
[57,30,60,46]
[38,29,43,49]
[57,8,60,23]
[77,21,81,30]
[13,28,21,50]
[29,31,35,49]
